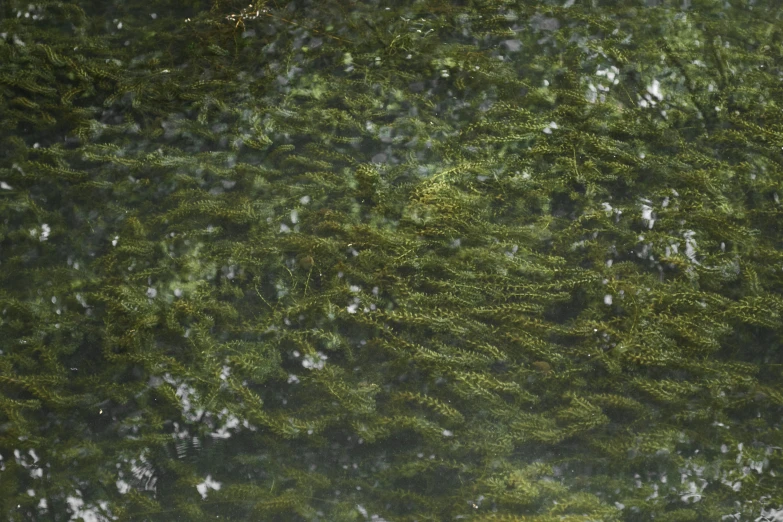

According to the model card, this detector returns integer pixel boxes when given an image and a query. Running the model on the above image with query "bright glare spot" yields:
[196,475,222,499]
[647,79,663,100]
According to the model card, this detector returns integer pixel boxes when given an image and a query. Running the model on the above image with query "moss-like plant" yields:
[2,0,783,520]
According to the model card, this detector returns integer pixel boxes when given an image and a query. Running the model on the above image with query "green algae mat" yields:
[2,0,783,520]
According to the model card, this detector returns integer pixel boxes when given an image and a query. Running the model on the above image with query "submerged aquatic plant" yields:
[1,0,783,520]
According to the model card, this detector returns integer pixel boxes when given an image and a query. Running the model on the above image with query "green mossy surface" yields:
[2,0,783,520]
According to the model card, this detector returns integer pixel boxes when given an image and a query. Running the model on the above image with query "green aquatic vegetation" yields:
[2,0,783,520]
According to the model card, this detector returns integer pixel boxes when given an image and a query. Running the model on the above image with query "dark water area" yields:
[2,0,783,520]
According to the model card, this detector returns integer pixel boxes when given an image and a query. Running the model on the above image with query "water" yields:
[2,0,783,520]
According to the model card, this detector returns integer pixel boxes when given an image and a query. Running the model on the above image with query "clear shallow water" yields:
[2,1,783,520]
